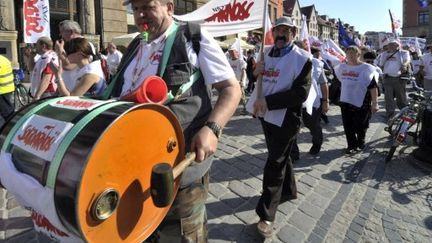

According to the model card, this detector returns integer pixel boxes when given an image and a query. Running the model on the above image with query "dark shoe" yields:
[357,143,366,150]
[345,148,356,155]
[257,220,273,238]
[309,144,321,155]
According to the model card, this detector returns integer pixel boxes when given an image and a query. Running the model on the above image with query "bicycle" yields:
[384,79,432,162]
[12,69,31,110]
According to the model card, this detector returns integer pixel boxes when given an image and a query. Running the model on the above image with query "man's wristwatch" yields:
[320,98,329,103]
[204,121,222,139]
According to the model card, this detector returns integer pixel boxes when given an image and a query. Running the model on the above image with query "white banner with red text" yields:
[174,0,265,37]
[23,0,51,44]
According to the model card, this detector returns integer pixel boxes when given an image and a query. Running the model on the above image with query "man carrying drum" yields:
[107,0,241,242]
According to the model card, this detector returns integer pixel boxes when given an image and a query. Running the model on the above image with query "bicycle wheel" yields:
[385,145,397,162]
[16,85,30,106]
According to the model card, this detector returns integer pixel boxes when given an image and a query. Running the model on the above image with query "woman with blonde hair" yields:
[335,45,379,154]
[50,37,106,96]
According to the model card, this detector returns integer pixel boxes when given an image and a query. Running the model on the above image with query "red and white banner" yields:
[12,114,73,162]
[264,13,274,46]
[23,0,50,43]
[174,0,265,37]
[321,39,346,66]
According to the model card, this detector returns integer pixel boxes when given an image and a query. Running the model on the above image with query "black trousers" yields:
[340,105,371,149]
[0,92,14,121]
[291,107,323,157]
[256,116,300,222]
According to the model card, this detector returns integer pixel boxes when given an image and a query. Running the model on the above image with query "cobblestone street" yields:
[1,97,432,242]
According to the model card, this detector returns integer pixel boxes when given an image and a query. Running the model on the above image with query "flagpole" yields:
[256,0,269,103]
[389,9,395,37]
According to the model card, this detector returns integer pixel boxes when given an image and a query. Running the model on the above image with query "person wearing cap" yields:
[25,36,59,100]
[0,55,15,123]
[419,45,432,90]
[108,0,241,242]
[377,38,411,119]
[227,45,247,112]
[246,16,312,238]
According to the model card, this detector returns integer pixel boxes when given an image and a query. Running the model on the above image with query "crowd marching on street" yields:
[0,0,432,242]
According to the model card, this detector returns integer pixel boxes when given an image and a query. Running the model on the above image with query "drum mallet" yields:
[150,152,196,208]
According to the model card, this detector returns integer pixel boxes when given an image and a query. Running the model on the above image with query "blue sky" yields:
[298,0,403,34]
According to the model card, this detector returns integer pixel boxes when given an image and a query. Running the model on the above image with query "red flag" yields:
[264,13,274,45]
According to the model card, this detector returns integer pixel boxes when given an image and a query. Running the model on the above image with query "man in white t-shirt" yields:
[419,45,432,90]
[109,1,241,242]
[106,42,123,76]
[227,46,247,111]
[25,37,58,100]
[378,39,411,118]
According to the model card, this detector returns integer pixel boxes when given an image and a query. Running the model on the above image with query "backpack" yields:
[185,22,201,55]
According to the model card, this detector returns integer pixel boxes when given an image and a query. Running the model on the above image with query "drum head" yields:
[77,104,184,242]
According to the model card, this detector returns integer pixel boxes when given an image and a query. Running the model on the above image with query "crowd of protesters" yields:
[2,3,432,239]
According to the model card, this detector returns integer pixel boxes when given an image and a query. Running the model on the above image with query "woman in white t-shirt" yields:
[50,37,107,96]
[335,46,379,154]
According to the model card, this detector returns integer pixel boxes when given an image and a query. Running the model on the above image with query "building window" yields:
[274,7,277,19]
[175,0,196,15]
[49,0,74,13]
[418,12,429,25]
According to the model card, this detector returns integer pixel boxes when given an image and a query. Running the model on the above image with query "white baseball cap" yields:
[274,16,296,28]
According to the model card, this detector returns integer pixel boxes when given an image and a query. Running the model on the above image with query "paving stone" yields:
[386,209,402,220]
[349,222,364,235]
[234,203,259,225]
[298,201,323,220]
[207,200,233,218]
[352,215,367,227]
[288,211,316,234]
[307,232,324,243]
[342,238,356,243]
[299,174,318,187]
[277,201,297,217]
[314,185,337,199]
[209,183,230,199]
[242,177,262,192]
[373,204,386,214]
[306,192,330,209]
[297,182,313,196]
[228,180,259,198]
[277,225,306,243]
[220,192,247,210]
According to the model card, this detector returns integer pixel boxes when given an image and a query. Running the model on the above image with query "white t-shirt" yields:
[76,60,105,80]
[107,50,123,75]
[30,50,58,96]
[378,49,411,77]
[420,53,432,79]
[411,59,422,74]
[227,57,247,86]
[121,22,235,96]
[335,63,375,108]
